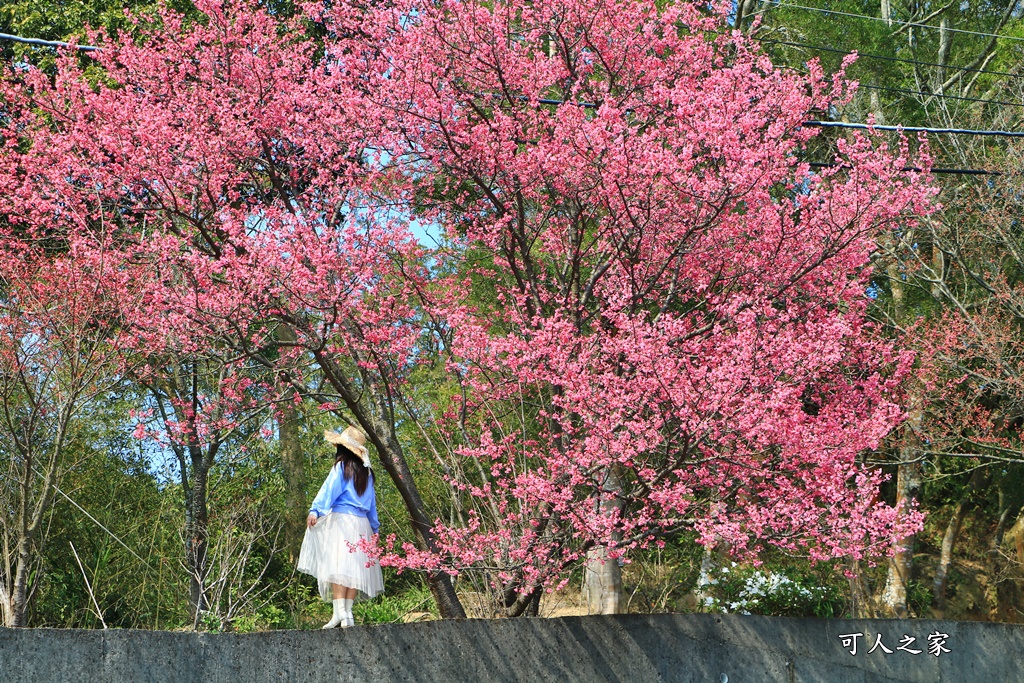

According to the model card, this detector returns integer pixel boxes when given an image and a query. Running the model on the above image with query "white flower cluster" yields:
[698,563,826,615]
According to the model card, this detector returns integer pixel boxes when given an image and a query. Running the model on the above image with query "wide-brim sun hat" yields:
[324,426,371,468]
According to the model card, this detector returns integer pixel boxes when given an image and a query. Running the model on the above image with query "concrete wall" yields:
[2,614,1022,682]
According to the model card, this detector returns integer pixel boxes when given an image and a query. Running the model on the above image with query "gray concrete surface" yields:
[1,614,1022,682]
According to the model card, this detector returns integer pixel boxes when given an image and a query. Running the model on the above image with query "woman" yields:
[297,426,384,628]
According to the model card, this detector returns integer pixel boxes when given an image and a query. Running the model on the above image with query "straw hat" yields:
[324,426,370,468]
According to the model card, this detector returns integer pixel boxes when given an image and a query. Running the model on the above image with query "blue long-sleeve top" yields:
[308,462,380,534]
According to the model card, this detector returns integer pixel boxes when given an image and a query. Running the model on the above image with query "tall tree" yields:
[130,350,270,624]
[748,0,1024,619]
[322,0,935,602]
[0,234,131,626]
[0,0,468,618]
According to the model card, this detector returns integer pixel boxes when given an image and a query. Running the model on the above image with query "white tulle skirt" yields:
[297,512,384,600]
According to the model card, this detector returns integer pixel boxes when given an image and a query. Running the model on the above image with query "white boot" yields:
[340,598,355,628]
[322,599,345,629]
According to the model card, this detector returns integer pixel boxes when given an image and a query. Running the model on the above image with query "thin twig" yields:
[69,541,106,629]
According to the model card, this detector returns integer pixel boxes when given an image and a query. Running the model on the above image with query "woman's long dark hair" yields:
[335,444,370,496]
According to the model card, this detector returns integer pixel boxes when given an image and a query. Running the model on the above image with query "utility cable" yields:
[807,161,1001,176]
[10,28,1012,110]
[856,81,1024,108]
[772,2,1024,44]
[533,98,1015,171]
[757,36,1023,79]
[532,97,1024,138]
[0,31,100,52]
[4,31,1019,169]
[757,37,1024,107]
[803,119,1024,137]
[10,20,1020,89]
[761,36,1024,107]
[5,6,1024,55]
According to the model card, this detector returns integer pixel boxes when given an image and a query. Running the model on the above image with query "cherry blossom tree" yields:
[0,0,469,617]
[323,0,937,610]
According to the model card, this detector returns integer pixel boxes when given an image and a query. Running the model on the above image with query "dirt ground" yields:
[431,589,592,620]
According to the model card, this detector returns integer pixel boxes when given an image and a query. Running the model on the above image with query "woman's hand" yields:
[306,514,318,528]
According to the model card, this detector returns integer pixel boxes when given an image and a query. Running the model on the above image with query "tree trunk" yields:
[693,546,718,612]
[931,497,967,618]
[847,557,875,619]
[583,547,623,614]
[878,393,922,617]
[363,406,466,619]
[932,469,985,617]
[313,350,467,618]
[523,587,541,617]
[934,16,952,94]
[583,467,624,614]
[279,402,306,561]
[928,0,1017,103]
[275,324,307,560]
[734,0,756,30]
[5,438,65,627]
[878,250,922,618]
[0,582,11,628]
[879,434,922,617]
[504,584,543,617]
[187,448,211,626]
[8,535,32,627]
[5,455,33,628]
[992,505,1023,619]
[1007,511,1024,565]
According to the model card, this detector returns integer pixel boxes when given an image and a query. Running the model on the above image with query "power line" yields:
[803,120,1024,137]
[808,161,1001,176]
[0,31,100,52]
[757,36,1023,80]
[773,2,1024,44]
[12,21,1020,84]
[857,81,1024,108]
[7,27,1018,110]
[532,96,1024,139]
[5,31,1018,167]
[3,31,1020,111]
[532,97,1016,170]
[757,39,1024,107]
[755,36,1024,107]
